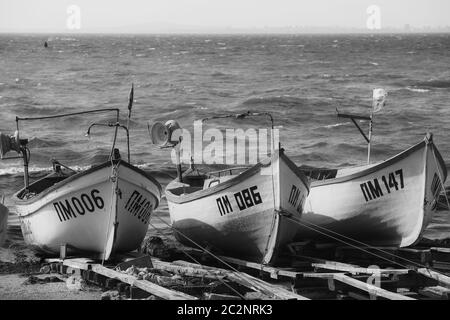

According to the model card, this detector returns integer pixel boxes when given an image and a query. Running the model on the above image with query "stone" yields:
[101,290,121,300]
[66,275,87,291]
[40,265,51,274]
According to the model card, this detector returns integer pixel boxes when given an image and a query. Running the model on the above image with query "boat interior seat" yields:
[182,175,208,188]
[299,166,338,180]
[167,186,204,196]
[203,175,235,189]
[18,174,70,199]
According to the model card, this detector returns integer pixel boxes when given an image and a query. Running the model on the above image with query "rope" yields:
[284,215,449,276]
[148,221,246,300]
[431,148,450,213]
[102,161,119,265]
[151,213,274,291]
[262,142,279,267]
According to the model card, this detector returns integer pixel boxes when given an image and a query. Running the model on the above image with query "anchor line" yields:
[431,149,450,213]
[262,150,280,268]
[151,214,279,296]
[284,214,448,276]
[148,222,246,300]
[102,160,120,265]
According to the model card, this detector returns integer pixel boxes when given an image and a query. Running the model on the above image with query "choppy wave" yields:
[0,34,449,183]
[411,79,450,89]
[27,137,66,148]
[242,95,307,108]
[405,87,430,93]
[320,122,349,129]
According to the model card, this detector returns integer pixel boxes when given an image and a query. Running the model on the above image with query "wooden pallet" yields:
[213,245,450,300]
[45,254,308,300]
[44,239,450,300]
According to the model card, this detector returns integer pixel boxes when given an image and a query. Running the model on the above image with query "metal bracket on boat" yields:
[336,108,373,165]
[335,89,388,165]
[86,122,131,163]
[425,132,433,144]
[51,159,77,174]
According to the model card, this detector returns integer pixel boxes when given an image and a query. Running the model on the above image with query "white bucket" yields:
[0,201,8,246]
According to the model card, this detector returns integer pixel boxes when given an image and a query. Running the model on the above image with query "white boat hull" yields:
[166,150,310,265]
[12,161,161,259]
[298,135,447,247]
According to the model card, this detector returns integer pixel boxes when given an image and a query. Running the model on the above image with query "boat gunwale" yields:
[11,160,162,207]
[165,149,310,205]
[309,138,447,188]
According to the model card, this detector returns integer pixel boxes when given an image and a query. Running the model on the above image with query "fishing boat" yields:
[295,90,448,247]
[149,113,310,265]
[0,88,162,260]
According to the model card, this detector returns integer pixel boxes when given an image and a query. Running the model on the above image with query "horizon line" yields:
[1,30,450,36]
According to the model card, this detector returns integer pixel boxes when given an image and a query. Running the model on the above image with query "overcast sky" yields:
[1,0,449,33]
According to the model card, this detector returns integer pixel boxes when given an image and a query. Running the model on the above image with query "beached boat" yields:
[1,93,162,259]
[297,134,447,247]
[11,158,161,259]
[150,113,310,265]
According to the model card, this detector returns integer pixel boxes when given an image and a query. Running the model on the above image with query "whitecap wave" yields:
[406,87,430,93]
[321,122,348,129]
[0,164,92,176]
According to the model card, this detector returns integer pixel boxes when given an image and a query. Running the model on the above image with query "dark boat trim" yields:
[166,150,309,204]
[12,160,162,205]
[431,143,448,182]
[309,138,447,187]
[280,151,310,191]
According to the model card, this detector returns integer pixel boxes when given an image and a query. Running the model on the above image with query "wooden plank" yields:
[416,268,450,288]
[90,264,197,300]
[432,261,450,271]
[229,273,309,300]
[151,259,226,280]
[63,258,95,270]
[163,259,308,300]
[301,272,414,300]
[244,292,275,300]
[430,247,450,254]
[332,273,415,300]
[203,293,242,300]
[312,262,410,275]
[418,286,450,300]
[302,272,343,279]
[218,255,302,279]
[115,255,154,271]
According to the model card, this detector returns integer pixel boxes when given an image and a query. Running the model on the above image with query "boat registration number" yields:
[124,190,154,224]
[216,185,263,216]
[53,189,105,222]
[360,169,404,202]
[288,184,305,214]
